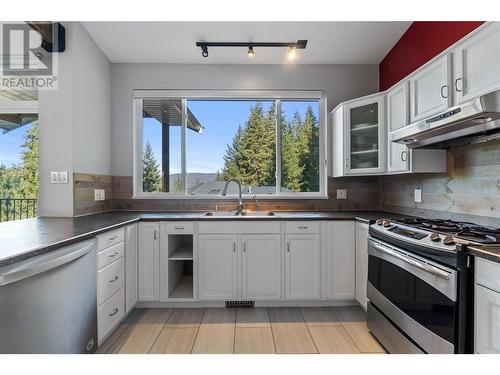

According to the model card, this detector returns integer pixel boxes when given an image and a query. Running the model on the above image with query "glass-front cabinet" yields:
[332,94,385,176]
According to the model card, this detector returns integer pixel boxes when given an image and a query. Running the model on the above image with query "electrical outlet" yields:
[414,188,422,203]
[336,189,347,200]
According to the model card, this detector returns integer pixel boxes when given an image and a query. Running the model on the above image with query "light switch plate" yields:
[50,171,69,184]
[94,189,100,201]
[336,189,347,200]
[99,189,105,201]
[414,188,422,203]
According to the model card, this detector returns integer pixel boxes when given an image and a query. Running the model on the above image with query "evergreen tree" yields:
[237,103,275,186]
[300,106,320,192]
[280,115,303,192]
[142,142,161,192]
[17,123,39,198]
[220,126,244,182]
[0,164,20,198]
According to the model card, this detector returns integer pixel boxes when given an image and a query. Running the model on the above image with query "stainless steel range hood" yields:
[390,89,500,148]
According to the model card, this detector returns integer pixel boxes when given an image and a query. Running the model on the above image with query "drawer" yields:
[98,242,124,270]
[97,228,125,251]
[98,258,125,305]
[98,288,125,343]
[285,221,320,234]
[476,257,500,293]
[165,222,194,234]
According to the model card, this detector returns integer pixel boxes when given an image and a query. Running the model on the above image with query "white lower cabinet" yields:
[125,223,138,313]
[198,234,238,300]
[475,257,500,354]
[285,233,321,300]
[355,221,369,309]
[241,234,282,300]
[326,221,355,299]
[138,222,160,301]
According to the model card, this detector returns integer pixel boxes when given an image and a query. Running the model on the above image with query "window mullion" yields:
[275,99,282,195]
[181,99,187,195]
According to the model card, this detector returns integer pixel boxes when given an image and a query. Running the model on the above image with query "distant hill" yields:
[169,173,218,193]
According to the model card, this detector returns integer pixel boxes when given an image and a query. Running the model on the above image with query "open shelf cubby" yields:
[167,234,194,299]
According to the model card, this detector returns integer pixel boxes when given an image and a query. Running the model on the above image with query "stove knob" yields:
[376,219,385,225]
[442,235,456,246]
[382,220,391,227]
[429,232,441,242]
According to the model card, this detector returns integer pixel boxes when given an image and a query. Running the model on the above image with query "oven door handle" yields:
[371,241,451,280]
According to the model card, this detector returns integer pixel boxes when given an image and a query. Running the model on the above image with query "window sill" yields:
[132,193,329,200]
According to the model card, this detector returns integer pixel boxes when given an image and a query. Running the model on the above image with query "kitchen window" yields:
[133,90,327,198]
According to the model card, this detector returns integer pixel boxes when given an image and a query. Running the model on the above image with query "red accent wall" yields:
[379,21,485,91]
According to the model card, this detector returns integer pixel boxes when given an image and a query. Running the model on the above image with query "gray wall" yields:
[38,22,111,216]
[110,63,379,177]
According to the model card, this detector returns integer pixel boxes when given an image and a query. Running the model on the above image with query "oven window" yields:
[368,256,456,343]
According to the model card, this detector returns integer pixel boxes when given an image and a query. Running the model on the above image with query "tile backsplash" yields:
[380,139,500,226]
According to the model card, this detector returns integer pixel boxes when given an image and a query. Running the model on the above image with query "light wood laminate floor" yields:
[97,306,386,354]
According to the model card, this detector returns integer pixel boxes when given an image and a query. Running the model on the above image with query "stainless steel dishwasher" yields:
[0,239,97,353]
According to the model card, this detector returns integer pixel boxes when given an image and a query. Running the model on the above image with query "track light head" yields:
[201,45,208,58]
[247,46,255,58]
[288,46,297,60]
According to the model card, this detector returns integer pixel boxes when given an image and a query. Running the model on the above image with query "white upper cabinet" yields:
[453,22,500,104]
[409,54,452,122]
[241,234,282,300]
[387,81,410,173]
[332,93,386,176]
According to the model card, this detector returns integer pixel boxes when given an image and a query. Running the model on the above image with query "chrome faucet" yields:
[221,179,243,215]
[253,194,259,212]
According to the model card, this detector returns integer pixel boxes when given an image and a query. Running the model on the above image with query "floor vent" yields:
[225,301,255,308]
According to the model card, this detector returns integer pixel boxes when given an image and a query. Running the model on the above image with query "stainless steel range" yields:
[367,217,500,354]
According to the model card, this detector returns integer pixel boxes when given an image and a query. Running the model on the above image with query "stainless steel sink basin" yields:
[201,211,278,217]
[241,211,278,217]
[202,211,240,217]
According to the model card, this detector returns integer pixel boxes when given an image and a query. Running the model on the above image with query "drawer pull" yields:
[109,276,119,283]
[108,252,119,258]
[109,308,119,317]
[298,226,308,229]
[174,226,185,230]
[108,235,118,241]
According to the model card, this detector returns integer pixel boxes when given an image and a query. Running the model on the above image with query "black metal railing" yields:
[0,198,37,222]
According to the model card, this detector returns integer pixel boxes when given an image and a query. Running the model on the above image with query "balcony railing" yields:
[0,198,37,222]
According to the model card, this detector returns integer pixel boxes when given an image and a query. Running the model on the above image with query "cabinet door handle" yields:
[109,276,119,283]
[109,308,119,317]
[153,230,158,240]
[287,242,290,252]
[233,242,236,252]
[174,226,184,230]
[440,85,448,99]
[243,242,246,252]
[454,78,463,92]
[108,252,119,258]
[400,150,407,162]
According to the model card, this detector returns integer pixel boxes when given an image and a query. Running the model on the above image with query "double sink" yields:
[202,211,278,218]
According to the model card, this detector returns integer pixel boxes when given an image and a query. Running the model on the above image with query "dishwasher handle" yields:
[0,240,95,286]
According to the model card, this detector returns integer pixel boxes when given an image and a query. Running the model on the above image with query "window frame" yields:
[133,89,328,199]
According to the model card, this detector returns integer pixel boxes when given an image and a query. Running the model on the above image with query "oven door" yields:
[367,237,457,354]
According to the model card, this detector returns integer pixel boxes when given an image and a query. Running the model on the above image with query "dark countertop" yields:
[467,246,500,264]
[0,210,397,267]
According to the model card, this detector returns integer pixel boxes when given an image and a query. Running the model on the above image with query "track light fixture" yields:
[196,40,307,58]
[247,46,255,58]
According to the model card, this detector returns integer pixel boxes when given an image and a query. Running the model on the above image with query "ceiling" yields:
[82,22,411,65]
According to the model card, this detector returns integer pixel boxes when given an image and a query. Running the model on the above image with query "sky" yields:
[143,100,319,175]
[0,123,35,167]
